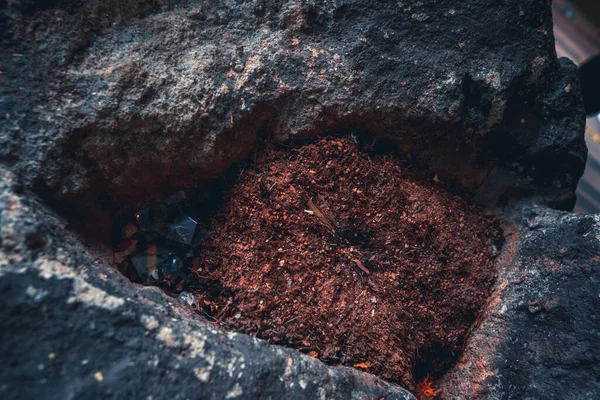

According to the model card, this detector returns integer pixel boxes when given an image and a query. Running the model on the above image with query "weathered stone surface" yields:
[439,207,600,399]
[0,0,595,399]
[0,168,415,400]
[0,0,586,220]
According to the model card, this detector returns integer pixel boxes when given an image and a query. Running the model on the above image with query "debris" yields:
[353,361,371,370]
[307,198,335,232]
[417,376,437,398]
[353,259,370,275]
[178,291,200,309]
[114,190,196,286]
[130,246,182,282]
[114,239,138,263]
[166,216,197,245]
[121,223,138,239]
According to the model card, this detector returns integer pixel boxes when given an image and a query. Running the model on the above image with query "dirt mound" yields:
[191,137,502,389]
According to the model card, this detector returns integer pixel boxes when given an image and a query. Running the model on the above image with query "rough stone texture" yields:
[0,168,415,400]
[0,0,586,223]
[0,0,595,399]
[439,207,600,400]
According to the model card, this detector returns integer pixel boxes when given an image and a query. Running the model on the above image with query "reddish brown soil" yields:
[190,137,501,390]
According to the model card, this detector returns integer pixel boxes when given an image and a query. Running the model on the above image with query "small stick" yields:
[353,259,370,275]
[307,198,336,232]
[285,315,300,324]
[216,299,232,323]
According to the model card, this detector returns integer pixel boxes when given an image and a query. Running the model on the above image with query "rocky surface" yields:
[0,0,596,399]
[0,168,415,399]
[0,0,586,225]
[439,206,600,399]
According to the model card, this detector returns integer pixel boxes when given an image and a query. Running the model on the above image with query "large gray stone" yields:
[439,207,600,399]
[0,0,586,219]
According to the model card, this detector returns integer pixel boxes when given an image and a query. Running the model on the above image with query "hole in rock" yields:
[108,136,503,392]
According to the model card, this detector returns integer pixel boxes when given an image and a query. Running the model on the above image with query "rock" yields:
[439,207,600,399]
[0,168,415,400]
[0,0,586,227]
[0,0,595,398]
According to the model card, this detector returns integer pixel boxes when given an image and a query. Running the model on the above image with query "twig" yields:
[216,299,232,323]
[285,315,300,324]
[353,259,370,275]
[307,198,336,232]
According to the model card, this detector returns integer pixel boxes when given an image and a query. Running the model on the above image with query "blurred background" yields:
[553,0,600,213]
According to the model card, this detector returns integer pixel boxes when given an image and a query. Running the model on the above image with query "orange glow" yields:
[417,376,437,399]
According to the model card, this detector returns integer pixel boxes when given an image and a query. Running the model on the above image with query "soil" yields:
[188,137,503,391]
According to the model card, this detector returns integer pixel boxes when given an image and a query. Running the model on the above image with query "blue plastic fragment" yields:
[167,216,197,245]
